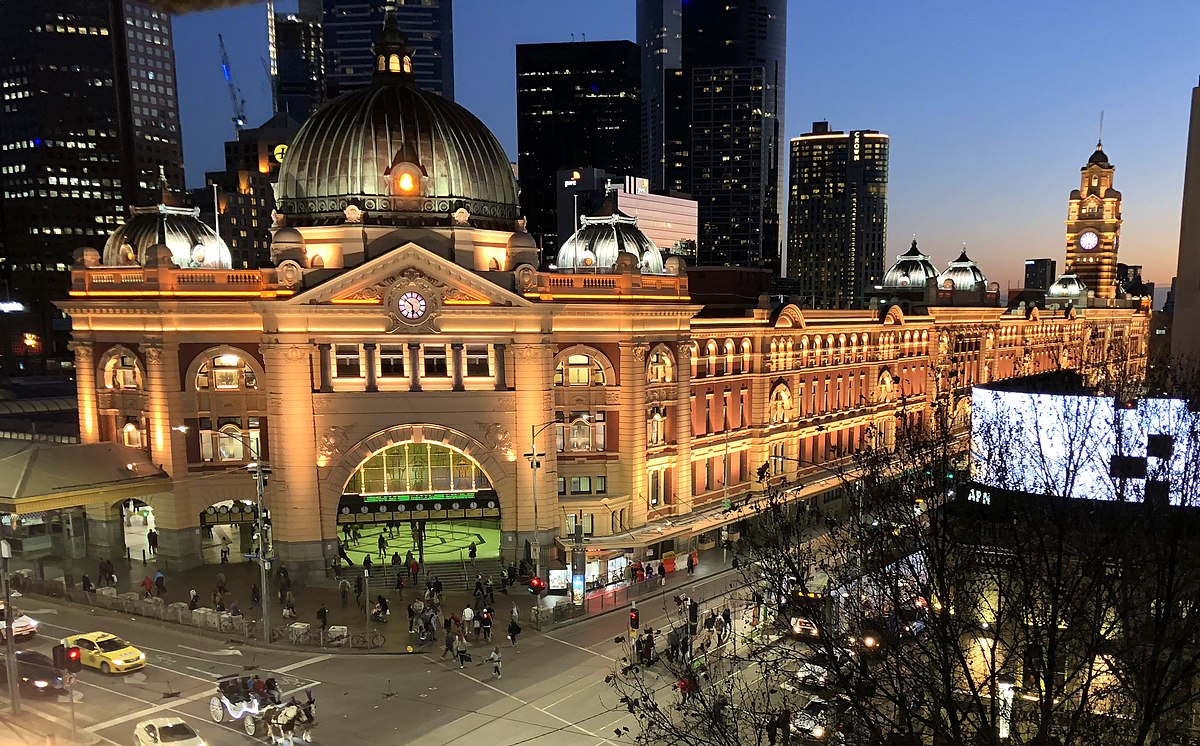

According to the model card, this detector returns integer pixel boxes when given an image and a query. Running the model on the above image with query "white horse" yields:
[264,691,316,744]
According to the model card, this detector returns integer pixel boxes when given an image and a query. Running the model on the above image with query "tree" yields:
[610,374,1200,745]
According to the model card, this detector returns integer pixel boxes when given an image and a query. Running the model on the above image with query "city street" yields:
[0,579,762,746]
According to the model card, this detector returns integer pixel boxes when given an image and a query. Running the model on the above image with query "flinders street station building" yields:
[41,17,1147,581]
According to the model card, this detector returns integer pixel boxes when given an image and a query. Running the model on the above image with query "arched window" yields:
[741,339,752,373]
[196,353,258,390]
[344,441,492,495]
[785,338,794,369]
[104,352,142,390]
[770,385,792,424]
[199,418,262,463]
[647,349,674,384]
[724,339,736,374]
[388,53,402,73]
[121,417,145,448]
[647,406,667,445]
[706,341,718,375]
[555,354,606,386]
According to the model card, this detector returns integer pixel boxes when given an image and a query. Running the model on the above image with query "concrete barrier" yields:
[166,602,192,625]
[143,597,165,619]
[117,592,141,612]
[193,608,218,631]
[96,586,117,598]
[326,625,349,647]
[287,622,310,644]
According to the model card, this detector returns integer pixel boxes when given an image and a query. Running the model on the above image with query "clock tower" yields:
[1065,142,1122,299]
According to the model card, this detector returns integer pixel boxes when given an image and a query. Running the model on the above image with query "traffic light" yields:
[629,607,640,635]
[52,644,66,669]
[687,599,699,636]
[527,576,546,595]
[66,646,81,673]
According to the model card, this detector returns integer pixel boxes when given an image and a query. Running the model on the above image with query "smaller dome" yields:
[937,247,987,291]
[882,239,938,289]
[1088,142,1110,165]
[1048,273,1088,299]
[103,205,233,269]
[272,226,305,246]
[1104,187,1121,199]
[72,246,100,268]
[555,209,665,274]
[270,227,306,265]
[507,231,537,252]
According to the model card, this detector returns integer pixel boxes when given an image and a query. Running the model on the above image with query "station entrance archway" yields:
[337,440,501,566]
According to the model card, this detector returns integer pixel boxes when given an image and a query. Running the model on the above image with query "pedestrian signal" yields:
[527,576,546,594]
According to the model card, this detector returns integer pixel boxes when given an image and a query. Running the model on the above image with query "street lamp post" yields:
[524,416,589,580]
[174,425,271,643]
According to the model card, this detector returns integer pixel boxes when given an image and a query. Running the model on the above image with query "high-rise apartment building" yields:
[0,0,184,355]
[275,13,324,122]
[638,0,786,270]
[1023,258,1057,291]
[323,0,453,100]
[515,41,641,254]
[198,112,301,270]
[786,123,888,309]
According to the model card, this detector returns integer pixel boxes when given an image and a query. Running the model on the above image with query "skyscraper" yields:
[1023,258,1057,291]
[636,0,681,192]
[1065,142,1122,300]
[515,41,641,253]
[323,0,453,100]
[0,0,184,353]
[638,0,786,270]
[786,123,888,309]
[275,12,324,122]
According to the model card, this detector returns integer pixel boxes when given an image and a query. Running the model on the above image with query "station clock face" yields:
[273,143,288,163]
[1078,230,1100,251]
[398,290,427,320]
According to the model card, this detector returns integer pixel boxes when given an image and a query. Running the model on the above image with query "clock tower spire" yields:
[1065,141,1122,299]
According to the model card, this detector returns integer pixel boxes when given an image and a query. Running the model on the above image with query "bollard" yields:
[126,547,131,561]
[141,549,146,565]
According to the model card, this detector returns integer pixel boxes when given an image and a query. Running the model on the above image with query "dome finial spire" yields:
[373,3,413,82]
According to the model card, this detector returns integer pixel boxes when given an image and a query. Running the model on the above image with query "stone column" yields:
[363,343,378,392]
[511,341,555,567]
[673,341,694,516]
[493,343,508,390]
[85,501,126,561]
[621,342,650,527]
[317,344,333,392]
[262,341,329,581]
[408,343,423,392]
[68,340,100,444]
[141,341,201,568]
[451,343,465,391]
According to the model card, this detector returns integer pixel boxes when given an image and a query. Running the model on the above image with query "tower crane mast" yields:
[218,33,247,134]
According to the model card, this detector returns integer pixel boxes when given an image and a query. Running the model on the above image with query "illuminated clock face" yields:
[1078,230,1100,251]
[398,290,427,320]
[273,143,288,163]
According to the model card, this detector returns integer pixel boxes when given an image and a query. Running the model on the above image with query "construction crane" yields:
[218,34,247,134]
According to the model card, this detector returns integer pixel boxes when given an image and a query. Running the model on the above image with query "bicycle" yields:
[218,615,245,635]
[351,629,386,649]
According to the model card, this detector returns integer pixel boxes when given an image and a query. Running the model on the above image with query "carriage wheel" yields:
[244,715,258,736]
[302,729,314,742]
[209,697,225,722]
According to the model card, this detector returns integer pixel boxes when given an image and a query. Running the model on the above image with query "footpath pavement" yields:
[13,546,739,655]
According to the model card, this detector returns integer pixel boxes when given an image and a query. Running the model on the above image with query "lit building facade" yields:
[56,15,1148,579]
[1066,142,1122,300]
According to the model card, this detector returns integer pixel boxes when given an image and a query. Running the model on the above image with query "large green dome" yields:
[275,12,520,230]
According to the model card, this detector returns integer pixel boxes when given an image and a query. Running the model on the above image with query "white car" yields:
[790,696,839,741]
[134,718,206,746]
[0,596,37,640]
[796,661,834,688]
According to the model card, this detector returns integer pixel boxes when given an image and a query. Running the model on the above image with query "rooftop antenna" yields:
[570,33,575,42]
[1098,110,1104,148]
[582,32,586,42]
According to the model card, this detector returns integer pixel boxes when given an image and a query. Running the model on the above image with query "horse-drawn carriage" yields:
[209,673,316,744]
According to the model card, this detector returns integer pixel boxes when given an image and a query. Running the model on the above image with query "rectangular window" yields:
[582,513,594,536]
[465,344,490,377]
[423,345,449,377]
[570,476,592,494]
[565,513,577,535]
[650,471,661,506]
[334,344,361,378]
[596,475,607,494]
[557,477,566,496]
[379,344,405,377]
[592,411,606,450]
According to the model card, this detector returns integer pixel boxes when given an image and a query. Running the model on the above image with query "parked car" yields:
[134,718,206,746]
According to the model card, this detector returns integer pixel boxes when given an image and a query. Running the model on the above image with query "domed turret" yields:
[555,208,665,274]
[881,239,938,289]
[1088,141,1111,166]
[102,205,233,269]
[275,9,520,230]
[1048,272,1088,300]
[937,247,987,291]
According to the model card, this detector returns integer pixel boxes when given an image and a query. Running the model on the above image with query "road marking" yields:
[541,675,607,708]
[453,669,618,745]
[186,666,219,677]
[543,634,617,661]
[179,644,242,656]
[275,654,332,673]
[83,685,214,731]
[0,693,123,745]
[22,608,59,615]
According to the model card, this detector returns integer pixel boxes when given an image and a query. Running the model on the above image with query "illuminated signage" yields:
[359,490,478,503]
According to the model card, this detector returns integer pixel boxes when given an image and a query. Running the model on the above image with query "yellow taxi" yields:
[62,632,146,674]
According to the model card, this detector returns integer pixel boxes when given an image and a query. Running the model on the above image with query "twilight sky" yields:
[173,0,1200,289]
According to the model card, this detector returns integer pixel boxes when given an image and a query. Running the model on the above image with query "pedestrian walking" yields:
[721,606,732,633]
[212,589,225,611]
[473,575,485,602]
[378,533,387,560]
[154,570,166,597]
[250,583,261,608]
[485,576,494,604]
[715,614,727,645]
[432,576,444,601]
[395,570,405,596]
[354,575,364,608]
[462,605,475,640]
[216,571,227,594]
[456,635,471,668]
[339,578,351,608]
[147,528,158,555]
[442,628,458,659]
[363,554,373,572]
[317,604,329,631]
[407,602,417,633]
[686,552,696,576]
[140,575,154,598]
[188,589,200,611]
[481,607,493,642]
[507,617,521,646]
[220,536,231,563]
[408,557,420,584]
[486,647,502,679]
[468,541,477,568]
[510,601,519,624]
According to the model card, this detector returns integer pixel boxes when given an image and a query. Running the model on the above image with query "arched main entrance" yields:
[338,440,501,566]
